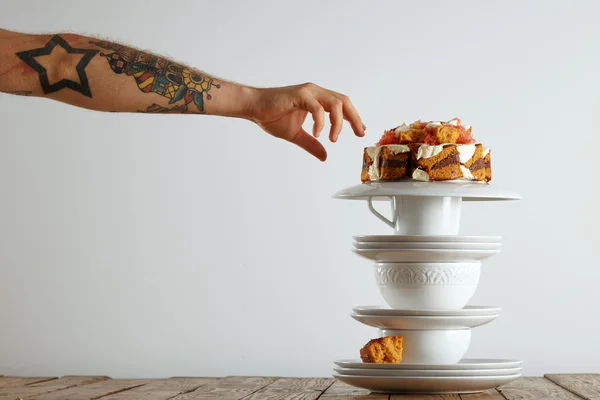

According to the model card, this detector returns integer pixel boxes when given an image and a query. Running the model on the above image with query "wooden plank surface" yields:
[497,377,583,399]
[266,378,335,392]
[98,378,216,400]
[171,376,277,400]
[173,386,257,400]
[244,389,323,400]
[214,376,279,388]
[320,379,389,399]
[25,378,148,400]
[27,375,110,388]
[545,374,600,400]
[0,376,56,387]
[459,389,506,400]
[0,376,598,399]
[242,378,335,400]
[389,395,460,399]
[321,380,373,395]
[0,375,108,399]
[319,395,390,400]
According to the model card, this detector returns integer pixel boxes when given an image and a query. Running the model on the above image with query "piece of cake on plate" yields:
[361,118,491,183]
[360,336,404,363]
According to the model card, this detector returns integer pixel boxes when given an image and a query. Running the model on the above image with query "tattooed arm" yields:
[0,28,365,161]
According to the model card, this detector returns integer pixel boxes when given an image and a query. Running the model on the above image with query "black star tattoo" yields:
[15,35,99,98]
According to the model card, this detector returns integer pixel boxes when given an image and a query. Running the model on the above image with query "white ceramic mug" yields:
[367,195,461,235]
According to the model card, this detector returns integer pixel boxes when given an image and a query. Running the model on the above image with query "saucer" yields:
[353,241,501,250]
[350,314,499,330]
[332,373,521,394]
[353,248,500,262]
[333,366,522,377]
[352,305,501,317]
[334,359,524,370]
[354,235,502,243]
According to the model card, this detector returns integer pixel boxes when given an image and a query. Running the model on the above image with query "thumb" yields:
[290,128,327,162]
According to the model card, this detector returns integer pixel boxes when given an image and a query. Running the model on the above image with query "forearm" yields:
[0,29,255,117]
[0,29,367,161]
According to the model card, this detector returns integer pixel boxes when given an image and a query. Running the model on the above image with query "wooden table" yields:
[0,375,598,399]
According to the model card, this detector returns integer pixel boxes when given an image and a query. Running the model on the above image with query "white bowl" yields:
[375,262,481,310]
[379,329,471,364]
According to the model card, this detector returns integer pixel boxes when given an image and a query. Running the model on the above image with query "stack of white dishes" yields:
[333,359,523,394]
[350,306,501,364]
[353,235,501,262]
[353,235,502,310]
[331,181,522,394]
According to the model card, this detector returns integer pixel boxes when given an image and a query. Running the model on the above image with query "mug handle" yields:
[367,196,395,228]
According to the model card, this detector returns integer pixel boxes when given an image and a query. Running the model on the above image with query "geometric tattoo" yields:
[90,40,220,113]
[15,35,98,98]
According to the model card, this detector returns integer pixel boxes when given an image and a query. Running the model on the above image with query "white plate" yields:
[350,314,499,330]
[333,181,521,201]
[334,359,524,370]
[333,366,522,377]
[332,373,521,394]
[354,235,502,243]
[353,241,501,250]
[352,305,501,317]
[353,248,500,262]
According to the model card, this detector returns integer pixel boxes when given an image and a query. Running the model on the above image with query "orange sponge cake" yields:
[360,336,404,363]
[362,145,411,183]
[361,118,492,183]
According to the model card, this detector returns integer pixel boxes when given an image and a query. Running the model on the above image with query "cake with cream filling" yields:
[361,118,492,183]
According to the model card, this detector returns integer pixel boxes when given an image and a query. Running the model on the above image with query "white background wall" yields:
[1,0,599,378]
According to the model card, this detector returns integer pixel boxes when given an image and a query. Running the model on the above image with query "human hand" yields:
[244,83,366,161]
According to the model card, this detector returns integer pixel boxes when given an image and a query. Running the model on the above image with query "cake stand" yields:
[333,181,521,201]
[332,180,522,394]
[333,181,521,236]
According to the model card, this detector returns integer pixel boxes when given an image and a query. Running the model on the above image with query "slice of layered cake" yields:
[361,118,492,183]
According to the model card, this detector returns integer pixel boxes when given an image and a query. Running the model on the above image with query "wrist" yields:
[209,82,258,120]
[233,85,260,121]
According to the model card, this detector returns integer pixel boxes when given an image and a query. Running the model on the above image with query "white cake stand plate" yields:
[333,182,521,235]
[333,181,522,202]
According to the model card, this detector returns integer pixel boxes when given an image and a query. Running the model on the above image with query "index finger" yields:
[326,90,366,137]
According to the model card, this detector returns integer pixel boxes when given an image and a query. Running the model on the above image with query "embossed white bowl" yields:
[379,329,471,364]
[374,262,481,310]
